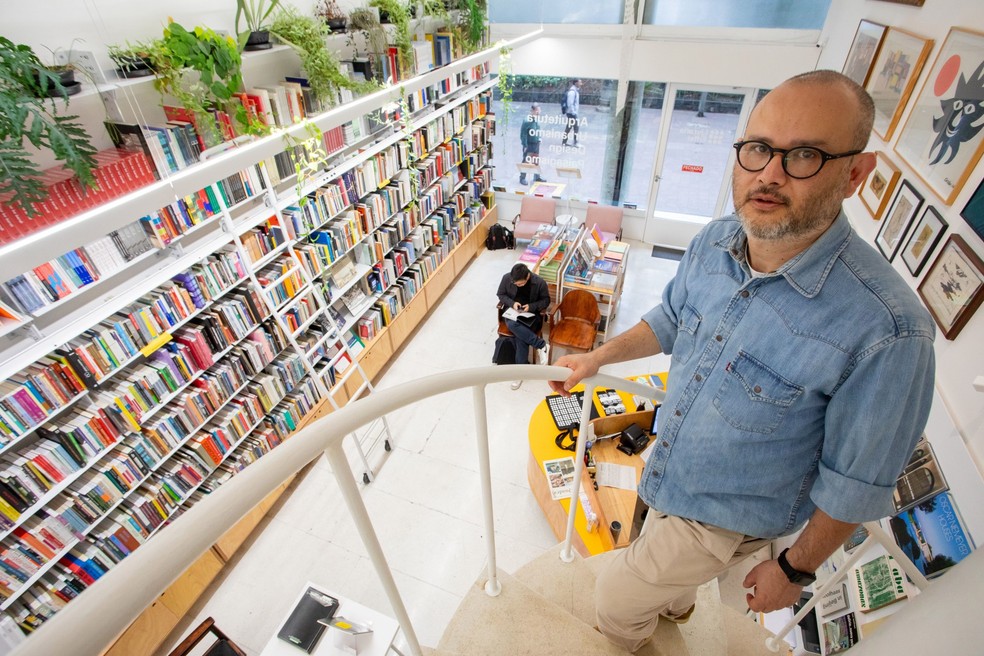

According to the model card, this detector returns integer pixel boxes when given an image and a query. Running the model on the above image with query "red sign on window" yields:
[682,164,704,173]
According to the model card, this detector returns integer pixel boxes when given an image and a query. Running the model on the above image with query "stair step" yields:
[437,570,629,655]
[512,544,779,656]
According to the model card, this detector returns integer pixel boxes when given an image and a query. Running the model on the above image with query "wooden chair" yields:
[548,290,601,364]
[513,196,557,241]
[168,617,246,656]
[585,204,624,242]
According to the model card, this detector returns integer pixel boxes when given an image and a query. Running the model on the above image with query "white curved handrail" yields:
[10,365,663,656]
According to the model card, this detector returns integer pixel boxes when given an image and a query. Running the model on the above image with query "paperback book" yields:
[893,436,948,514]
[888,491,975,578]
[543,456,576,501]
[821,612,859,655]
[852,554,907,612]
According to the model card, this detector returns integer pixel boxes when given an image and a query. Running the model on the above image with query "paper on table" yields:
[596,462,638,491]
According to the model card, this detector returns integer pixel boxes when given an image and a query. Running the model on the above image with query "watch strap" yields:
[777,548,816,586]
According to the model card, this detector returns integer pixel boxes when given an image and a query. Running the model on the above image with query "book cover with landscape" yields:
[889,491,975,578]
[822,612,859,655]
[852,554,907,612]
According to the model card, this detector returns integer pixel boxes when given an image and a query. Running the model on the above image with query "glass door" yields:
[642,84,754,244]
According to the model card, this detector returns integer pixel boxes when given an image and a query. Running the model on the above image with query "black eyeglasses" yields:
[733,140,863,179]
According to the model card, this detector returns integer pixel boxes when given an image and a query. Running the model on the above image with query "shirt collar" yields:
[716,212,852,298]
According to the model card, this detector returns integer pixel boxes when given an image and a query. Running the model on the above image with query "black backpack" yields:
[486,223,514,250]
[492,335,516,365]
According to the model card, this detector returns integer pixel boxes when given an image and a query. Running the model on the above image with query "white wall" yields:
[818,0,984,475]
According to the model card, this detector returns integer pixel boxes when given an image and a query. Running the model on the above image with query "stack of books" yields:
[0,149,156,246]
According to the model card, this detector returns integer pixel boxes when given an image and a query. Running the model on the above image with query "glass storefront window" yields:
[489,0,624,24]
[490,76,619,203]
[617,82,666,209]
[643,0,830,29]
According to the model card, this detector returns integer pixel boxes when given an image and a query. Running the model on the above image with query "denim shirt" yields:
[641,213,936,539]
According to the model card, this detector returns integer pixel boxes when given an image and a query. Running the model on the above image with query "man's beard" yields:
[734,182,845,241]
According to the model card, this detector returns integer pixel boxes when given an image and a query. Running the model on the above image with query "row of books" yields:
[240,217,287,266]
[0,149,157,247]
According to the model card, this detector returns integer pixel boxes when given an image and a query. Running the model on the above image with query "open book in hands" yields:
[502,307,534,321]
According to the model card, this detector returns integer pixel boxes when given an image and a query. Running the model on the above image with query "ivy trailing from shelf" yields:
[497,45,514,127]
[0,35,98,218]
[149,21,257,148]
[270,6,376,105]
[368,0,413,80]
[449,0,487,54]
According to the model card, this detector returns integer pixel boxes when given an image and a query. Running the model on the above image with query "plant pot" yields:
[113,55,155,79]
[31,67,80,97]
[244,30,273,51]
[325,17,347,33]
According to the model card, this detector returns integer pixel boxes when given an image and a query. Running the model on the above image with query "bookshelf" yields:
[0,28,528,645]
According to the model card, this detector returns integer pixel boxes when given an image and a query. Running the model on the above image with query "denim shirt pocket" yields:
[671,303,702,365]
[713,351,804,434]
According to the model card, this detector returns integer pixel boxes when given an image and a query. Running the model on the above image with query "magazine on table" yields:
[543,456,576,500]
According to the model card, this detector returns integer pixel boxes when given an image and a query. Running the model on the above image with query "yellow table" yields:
[526,374,668,557]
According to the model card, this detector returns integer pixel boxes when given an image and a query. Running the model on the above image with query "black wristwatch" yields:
[777,548,817,586]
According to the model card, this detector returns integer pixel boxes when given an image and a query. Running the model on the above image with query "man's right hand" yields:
[513,302,522,310]
[548,353,600,396]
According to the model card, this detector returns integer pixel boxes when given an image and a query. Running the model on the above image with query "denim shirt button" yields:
[753,385,762,394]
[675,410,682,416]
[740,290,750,298]
[715,334,722,342]
[662,441,669,448]
[695,374,702,382]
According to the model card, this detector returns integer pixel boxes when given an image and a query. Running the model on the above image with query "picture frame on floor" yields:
[842,20,887,86]
[860,151,902,220]
[865,27,934,141]
[894,28,984,205]
[917,234,984,340]
[901,205,948,276]
[876,180,924,261]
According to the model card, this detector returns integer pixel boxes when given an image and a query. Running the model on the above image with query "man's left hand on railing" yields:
[742,560,804,613]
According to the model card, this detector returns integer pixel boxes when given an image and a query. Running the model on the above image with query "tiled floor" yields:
[157,239,679,655]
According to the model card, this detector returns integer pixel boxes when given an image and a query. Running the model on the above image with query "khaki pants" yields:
[595,509,771,652]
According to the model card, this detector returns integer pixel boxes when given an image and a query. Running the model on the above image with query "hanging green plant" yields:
[270,6,376,105]
[497,46,514,127]
[449,0,486,54]
[369,0,412,79]
[0,36,97,218]
[150,21,254,147]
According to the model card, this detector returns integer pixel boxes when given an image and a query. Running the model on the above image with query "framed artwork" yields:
[866,28,934,141]
[960,176,984,243]
[901,205,948,276]
[843,20,887,86]
[917,234,984,339]
[876,180,924,261]
[895,28,984,205]
[860,151,902,219]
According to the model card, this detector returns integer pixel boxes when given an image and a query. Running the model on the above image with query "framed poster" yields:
[895,28,984,205]
[901,205,948,276]
[865,28,934,141]
[860,151,902,219]
[917,234,984,339]
[876,180,924,261]
[842,20,887,86]
[960,176,984,243]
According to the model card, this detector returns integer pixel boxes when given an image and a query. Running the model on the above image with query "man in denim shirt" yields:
[551,70,935,652]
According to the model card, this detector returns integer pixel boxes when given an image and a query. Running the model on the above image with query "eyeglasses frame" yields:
[732,140,864,179]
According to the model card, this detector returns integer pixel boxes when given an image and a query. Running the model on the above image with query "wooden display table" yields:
[526,375,666,557]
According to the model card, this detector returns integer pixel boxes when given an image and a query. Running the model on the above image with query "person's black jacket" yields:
[496,272,550,313]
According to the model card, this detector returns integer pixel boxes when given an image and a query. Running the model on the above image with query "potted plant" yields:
[235,0,282,51]
[316,0,348,33]
[269,6,375,105]
[347,6,387,81]
[369,0,412,78]
[32,43,83,97]
[449,0,487,54]
[151,21,251,146]
[107,41,157,79]
[0,36,97,217]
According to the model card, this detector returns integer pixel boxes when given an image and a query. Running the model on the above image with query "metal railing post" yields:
[472,385,502,596]
[561,379,600,563]
[323,442,423,656]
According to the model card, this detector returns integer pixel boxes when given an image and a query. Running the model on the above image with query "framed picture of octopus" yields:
[894,28,984,206]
